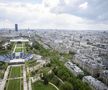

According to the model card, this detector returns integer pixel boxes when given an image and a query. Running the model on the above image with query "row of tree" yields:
[33,41,91,90]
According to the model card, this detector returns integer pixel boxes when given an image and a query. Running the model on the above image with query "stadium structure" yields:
[0,24,33,63]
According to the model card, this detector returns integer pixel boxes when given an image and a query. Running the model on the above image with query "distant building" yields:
[10,37,29,43]
[83,76,108,90]
[15,24,18,31]
[73,54,104,76]
[65,61,84,76]
[99,70,108,85]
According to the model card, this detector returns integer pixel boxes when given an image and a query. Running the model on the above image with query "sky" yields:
[0,0,108,30]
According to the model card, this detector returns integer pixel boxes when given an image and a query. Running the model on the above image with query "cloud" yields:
[51,0,108,23]
[79,2,88,10]
[0,0,108,30]
[42,0,59,8]
[0,0,42,4]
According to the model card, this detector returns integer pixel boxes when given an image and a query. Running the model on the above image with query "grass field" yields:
[5,79,23,90]
[14,43,25,52]
[13,42,28,53]
[17,43,23,47]
[0,50,10,55]
[9,66,22,78]
[15,47,23,52]
[32,81,56,90]
[5,66,23,90]
[25,60,40,67]
[38,67,50,74]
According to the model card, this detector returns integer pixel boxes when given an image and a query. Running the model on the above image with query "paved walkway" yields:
[55,75,64,84]
[28,77,32,90]
[13,44,17,53]
[0,66,10,90]
[10,64,23,67]
[7,77,23,80]
[49,82,59,90]
[23,65,28,90]
[13,42,24,53]
[22,43,24,52]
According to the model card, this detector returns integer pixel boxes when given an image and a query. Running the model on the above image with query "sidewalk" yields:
[23,65,28,90]
[0,66,10,90]
[49,82,59,90]
[28,77,32,90]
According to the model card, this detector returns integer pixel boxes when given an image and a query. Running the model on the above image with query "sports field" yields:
[9,66,22,78]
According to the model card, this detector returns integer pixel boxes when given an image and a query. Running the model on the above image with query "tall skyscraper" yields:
[15,24,18,31]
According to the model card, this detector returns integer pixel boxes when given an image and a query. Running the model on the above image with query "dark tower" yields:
[15,24,18,31]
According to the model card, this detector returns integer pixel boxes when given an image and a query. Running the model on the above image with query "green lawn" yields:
[15,42,30,54]
[5,79,23,90]
[38,67,50,74]
[0,71,4,79]
[25,60,40,67]
[5,66,23,90]
[32,81,56,90]
[9,66,22,78]
[15,43,25,52]
[0,50,10,55]
[17,43,23,47]
[15,47,22,52]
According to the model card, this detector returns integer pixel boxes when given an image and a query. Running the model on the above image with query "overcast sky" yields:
[0,0,108,30]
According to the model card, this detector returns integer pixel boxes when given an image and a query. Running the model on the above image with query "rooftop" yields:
[83,76,108,90]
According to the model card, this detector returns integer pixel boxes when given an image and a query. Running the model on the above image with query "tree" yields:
[69,51,75,55]
[60,82,73,90]
[43,77,48,85]
[42,73,49,85]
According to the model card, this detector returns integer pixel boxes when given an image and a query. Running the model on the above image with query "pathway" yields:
[28,77,32,90]
[23,65,28,90]
[55,75,64,84]
[13,43,17,53]
[7,77,23,80]
[0,66,10,90]
[49,82,59,90]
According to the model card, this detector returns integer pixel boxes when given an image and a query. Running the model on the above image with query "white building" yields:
[83,76,108,90]
[65,61,84,76]
[73,54,104,76]
[10,37,29,43]
[100,70,108,85]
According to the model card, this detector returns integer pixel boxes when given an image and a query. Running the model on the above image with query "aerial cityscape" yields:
[0,0,108,90]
